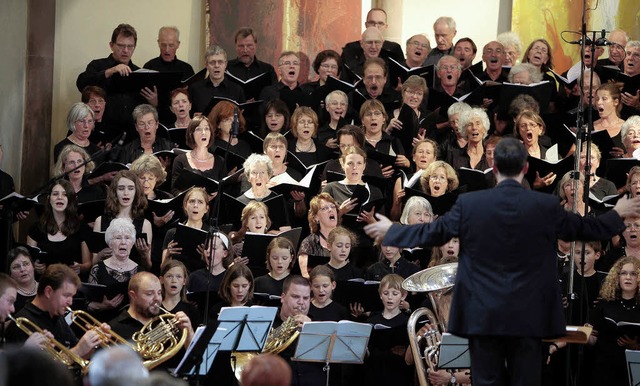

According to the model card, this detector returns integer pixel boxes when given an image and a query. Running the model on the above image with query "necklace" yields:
[296,140,314,152]
[110,258,130,271]
[17,281,37,296]
[190,151,212,162]
[621,299,638,311]
[365,135,380,145]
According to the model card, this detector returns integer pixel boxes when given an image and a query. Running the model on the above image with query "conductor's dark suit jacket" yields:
[383,178,626,339]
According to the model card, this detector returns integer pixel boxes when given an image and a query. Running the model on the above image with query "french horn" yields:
[232,315,300,380]
[403,262,457,386]
[133,307,188,369]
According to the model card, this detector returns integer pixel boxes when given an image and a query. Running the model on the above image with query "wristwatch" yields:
[450,374,457,385]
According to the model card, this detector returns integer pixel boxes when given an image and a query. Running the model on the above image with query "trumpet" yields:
[132,306,188,369]
[66,307,135,350]
[8,314,90,371]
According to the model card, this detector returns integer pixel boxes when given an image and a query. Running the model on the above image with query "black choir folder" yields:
[174,224,208,260]
[80,281,129,302]
[369,322,409,350]
[147,190,187,220]
[387,58,435,87]
[0,192,38,213]
[606,158,640,188]
[110,70,183,93]
[605,317,640,340]
[241,227,303,270]
[333,279,382,312]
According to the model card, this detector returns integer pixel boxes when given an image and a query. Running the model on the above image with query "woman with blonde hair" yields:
[589,256,640,385]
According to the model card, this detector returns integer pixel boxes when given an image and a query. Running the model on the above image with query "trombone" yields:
[8,314,90,371]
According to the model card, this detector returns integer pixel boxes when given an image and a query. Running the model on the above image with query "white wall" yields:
[0,0,27,187]
[52,0,205,151]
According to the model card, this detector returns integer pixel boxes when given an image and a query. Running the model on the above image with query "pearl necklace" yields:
[190,151,212,162]
[296,140,314,152]
[17,282,38,297]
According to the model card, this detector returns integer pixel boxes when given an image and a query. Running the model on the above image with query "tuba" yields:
[232,315,300,380]
[8,315,90,372]
[132,307,188,370]
[403,262,457,386]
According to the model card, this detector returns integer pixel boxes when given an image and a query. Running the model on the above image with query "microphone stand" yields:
[201,106,240,327]
[565,15,600,386]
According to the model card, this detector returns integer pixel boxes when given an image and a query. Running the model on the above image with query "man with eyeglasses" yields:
[341,8,404,80]
[423,16,457,67]
[259,51,312,115]
[620,40,640,115]
[596,29,629,70]
[190,45,246,115]
[116,104,175,164]
[76,24,149,132]
[342,27,398,85]
[405,34,431,69]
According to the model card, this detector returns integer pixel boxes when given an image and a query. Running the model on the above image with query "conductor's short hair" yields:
[494,138,527,177]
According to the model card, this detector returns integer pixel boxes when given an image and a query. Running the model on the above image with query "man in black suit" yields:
[365,137,640,386]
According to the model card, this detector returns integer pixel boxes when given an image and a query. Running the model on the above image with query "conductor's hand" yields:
[612,195,640,219]
[364,213,393,243]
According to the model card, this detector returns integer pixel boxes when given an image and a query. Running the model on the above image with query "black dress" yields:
[171,152,227,195]
[88,261,137,322]
[364,311,412,386]
[590,298,640,386]
[27,224,88,267]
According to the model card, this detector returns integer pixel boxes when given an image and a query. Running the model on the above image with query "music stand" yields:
[292,321,372,386]
[173,306,277,379]
[438,333,470,369]
[626,350,640,386]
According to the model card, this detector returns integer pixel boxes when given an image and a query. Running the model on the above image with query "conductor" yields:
[364,137,640,386]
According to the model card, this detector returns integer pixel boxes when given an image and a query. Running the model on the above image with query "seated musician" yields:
[5,264,109,362]
[274,275,325,386]
[109,271,194,369]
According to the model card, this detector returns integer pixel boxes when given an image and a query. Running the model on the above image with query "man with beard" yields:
[479,41,508,82]
[109,272,194,365]
[227,27,278,101]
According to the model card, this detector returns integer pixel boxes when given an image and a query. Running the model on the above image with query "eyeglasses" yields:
[115,43,135,50]
[319,205,337,213]
[625,223,640,230]
[429,175,448,182]
[338,144,354,149]
[139,175,157,182]
[626,51,640,59]
[619,270,639,277]
[250,171,268,178]
[10,261,32,270]
[268,144,286,151]
[298,119,314,126]
[438,65,460,71]
[404,89,424,97]
[136,120,157,129]
[279,61,300,66]
[364,110,383,118]
[518,122,540,130]
[410,40,429,49]
[532,46,549,54]
[320,63,339,70]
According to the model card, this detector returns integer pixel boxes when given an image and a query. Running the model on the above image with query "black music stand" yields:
[437,332,470,369]
[173,306,277,379]
[627,350,640,386]
[293,321,372,386]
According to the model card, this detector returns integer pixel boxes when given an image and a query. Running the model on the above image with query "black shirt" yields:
[116,137,175,164]
[259,81,313,115]
[226,57,278,100]
[143,56,195,80]
[190,77,246,114]
[6,302,78,348]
